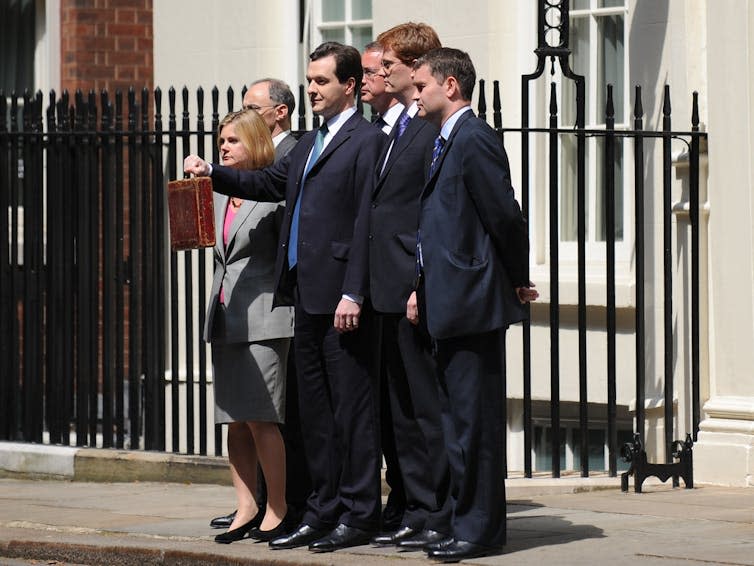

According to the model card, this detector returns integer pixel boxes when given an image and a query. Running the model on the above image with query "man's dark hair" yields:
[252,78,296,116]
[310,41,363,86]
[414,47,476,101]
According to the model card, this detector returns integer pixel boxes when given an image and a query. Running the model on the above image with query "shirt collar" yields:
[440,105,472,141]
[381,102,405,128]
[272,130,291,147]
[322,106,357,139]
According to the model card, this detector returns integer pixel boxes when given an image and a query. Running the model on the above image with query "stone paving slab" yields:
[2,479,754,565]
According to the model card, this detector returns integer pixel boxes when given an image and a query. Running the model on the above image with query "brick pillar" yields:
[61,0,153,95]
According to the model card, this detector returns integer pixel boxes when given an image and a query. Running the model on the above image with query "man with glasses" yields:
[366,22,451,551]
[361,42,404,135]
[359,40,407,536]
[243,78,298,160]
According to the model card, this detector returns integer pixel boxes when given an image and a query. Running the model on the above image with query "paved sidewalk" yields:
[2,442,754,565]
[2,476,754,566]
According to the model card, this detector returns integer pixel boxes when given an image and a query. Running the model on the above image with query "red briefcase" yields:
[167,177,215,251]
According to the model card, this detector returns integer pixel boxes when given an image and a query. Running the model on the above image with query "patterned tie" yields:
[428,135,446,177]
[394,110,411,140]
[288,123,328,268]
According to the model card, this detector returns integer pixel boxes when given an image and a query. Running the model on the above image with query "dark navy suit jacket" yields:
[369,115,438,313]
[418,110,528,340]
[211,111,386,314]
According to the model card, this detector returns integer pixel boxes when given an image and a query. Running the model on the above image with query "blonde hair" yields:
[216,109,275,170]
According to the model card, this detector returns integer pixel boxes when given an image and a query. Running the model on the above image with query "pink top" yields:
[219,201,240,304]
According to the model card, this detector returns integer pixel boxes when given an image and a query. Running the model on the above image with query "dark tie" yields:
[375,116,388,131]
[288,124,328,268]
[428,135,446,177]
[394,110,411,140]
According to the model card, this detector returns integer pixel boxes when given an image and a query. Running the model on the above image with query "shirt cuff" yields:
[342,294,363,305]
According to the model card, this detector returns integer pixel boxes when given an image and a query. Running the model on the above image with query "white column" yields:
[694,0,754,486]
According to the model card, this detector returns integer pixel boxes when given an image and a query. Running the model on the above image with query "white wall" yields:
[153,0,300,111]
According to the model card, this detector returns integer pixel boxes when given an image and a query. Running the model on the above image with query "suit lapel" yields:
[375,116,423,193]
[422,110,474,199]
[214,194,228,262]
[306,112,359,178]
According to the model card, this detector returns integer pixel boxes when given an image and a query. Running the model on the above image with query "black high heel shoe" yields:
[214,508,265,544]
[248,509,294,542]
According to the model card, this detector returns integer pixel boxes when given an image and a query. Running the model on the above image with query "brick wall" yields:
[61,0,153,95]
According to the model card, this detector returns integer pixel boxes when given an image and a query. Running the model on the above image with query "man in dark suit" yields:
[366,22,452,551]
[360,39,406,534]
[408,47,537,562]
[210,77,309,531]
[185,42,386,553]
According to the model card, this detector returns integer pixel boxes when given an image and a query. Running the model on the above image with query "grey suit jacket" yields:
[203,195,294,343]
[275,131,297,160]
[203,133,297,343]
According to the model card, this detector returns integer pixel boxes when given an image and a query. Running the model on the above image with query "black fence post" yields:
[689,92,701,441]
[633,86,646,450]
[548,82,561,478]
[605,85,618,479]
[662,85,674,463]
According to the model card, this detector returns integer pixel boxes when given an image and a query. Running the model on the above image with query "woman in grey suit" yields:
[204,110,294,543]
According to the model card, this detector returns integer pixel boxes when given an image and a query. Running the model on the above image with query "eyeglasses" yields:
[244,104,277,112]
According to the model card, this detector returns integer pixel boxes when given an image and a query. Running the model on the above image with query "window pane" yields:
[564,16,589,124]
[0,0,36,93]
[321,28,345,44]
[560,134,590,241]
[572,0,590,9]
[596,137,624,241]
[351,0,371,19]
[573,429,607,472]
[596,15,624,124]
[534,426,566,472]
[350,25,372,52]
[599,0,625,8]
[322,0,345,21]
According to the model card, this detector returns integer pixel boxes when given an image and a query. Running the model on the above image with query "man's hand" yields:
[184,155,211,177]
[334,298,361,333]
[406,291,419,325]
[515,282,539,304]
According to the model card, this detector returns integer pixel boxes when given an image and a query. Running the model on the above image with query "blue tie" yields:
[395,110,411,140]
[428,135,445,177]
[288,124,328,268]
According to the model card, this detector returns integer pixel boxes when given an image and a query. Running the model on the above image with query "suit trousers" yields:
[294,300,382,531]
[435,327,507,547]
[373,314,406,528]
[378,312,451,532]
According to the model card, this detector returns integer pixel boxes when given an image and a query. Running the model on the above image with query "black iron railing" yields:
[0,79,706,480]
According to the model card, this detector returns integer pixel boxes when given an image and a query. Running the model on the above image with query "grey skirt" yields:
[211,337,290,425]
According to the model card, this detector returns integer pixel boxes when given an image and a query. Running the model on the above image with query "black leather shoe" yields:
[269,523,329,550]
[214,516,259,544]
[426,540,502,562]
[210,509,237,529]
[396,529,448,551]
[248,509,295,542]
[424,536,455,552]
[371,525,420,546]
[308,523,374,552]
